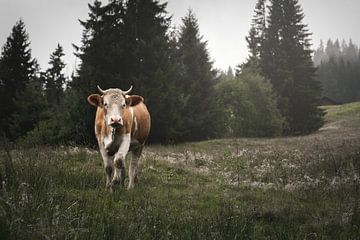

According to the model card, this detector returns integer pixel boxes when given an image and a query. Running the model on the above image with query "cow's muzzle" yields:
[109,116,123,127]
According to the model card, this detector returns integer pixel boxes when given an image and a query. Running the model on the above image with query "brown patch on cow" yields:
[114,158,124,169]
[131,102,151,144]
[120,107,133,134]
[94,107,110,140]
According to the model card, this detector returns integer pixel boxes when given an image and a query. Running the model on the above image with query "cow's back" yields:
[131,102,150,144]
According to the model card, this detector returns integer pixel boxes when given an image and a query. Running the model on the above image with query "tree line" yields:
[0,0,325,145]
[314,39,360,103]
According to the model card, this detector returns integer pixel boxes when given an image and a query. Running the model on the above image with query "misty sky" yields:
[1,0,359,75]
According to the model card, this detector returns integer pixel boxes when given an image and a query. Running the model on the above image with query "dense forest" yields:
[0,0,339,145]
[314,39,360,103]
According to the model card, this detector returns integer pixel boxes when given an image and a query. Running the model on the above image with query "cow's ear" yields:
[87,94,103,107]
[126,95,144,106]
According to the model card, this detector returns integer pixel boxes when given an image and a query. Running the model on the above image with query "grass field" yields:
[1,102,360,239]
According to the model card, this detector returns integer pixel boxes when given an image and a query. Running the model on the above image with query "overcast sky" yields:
[1,0,360,75]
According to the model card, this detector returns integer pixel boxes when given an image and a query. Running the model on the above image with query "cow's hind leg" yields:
[128,145,143,190]
[100,148,113,191]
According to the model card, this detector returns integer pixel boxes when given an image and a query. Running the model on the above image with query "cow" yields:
[87,86,151,192]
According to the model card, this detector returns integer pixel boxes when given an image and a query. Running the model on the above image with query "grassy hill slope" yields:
[1,102,360,239]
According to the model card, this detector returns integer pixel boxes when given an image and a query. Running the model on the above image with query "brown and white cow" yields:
[87,86,151,192]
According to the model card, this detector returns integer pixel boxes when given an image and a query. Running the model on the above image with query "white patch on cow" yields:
[111,133,132,186]
[115,133,131,159]
[130,106,135,119]
[130,107,138,136]
[103,128,115,150]
[133,116,138,134]
[99,146,113,188]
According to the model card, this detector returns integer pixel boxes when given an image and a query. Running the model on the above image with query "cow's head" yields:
[87,86,143,128]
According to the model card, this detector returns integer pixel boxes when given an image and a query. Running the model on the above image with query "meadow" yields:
[1,102,360,239]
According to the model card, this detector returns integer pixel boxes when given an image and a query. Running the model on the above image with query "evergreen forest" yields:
[1,0,352,145]
[314,39,360,103]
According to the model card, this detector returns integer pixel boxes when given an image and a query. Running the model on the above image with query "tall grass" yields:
[1,145,359,239]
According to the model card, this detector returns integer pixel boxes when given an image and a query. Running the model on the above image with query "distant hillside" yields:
[322,101,360,119]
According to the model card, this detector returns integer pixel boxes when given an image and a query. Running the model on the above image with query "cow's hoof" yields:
[108,183,117,193]
[105,184,112,192]
[108,179,121,192]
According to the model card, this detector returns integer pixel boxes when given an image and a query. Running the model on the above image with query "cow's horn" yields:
[97,85,106,95]
[122,85,133,95]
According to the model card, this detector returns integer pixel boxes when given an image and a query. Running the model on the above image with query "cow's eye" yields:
[122,103,126,108]
[104,103,108,108]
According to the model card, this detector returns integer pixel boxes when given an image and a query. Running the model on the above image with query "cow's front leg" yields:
[128,145,143,190]
[99,147,113,190]
[110,133,131,192]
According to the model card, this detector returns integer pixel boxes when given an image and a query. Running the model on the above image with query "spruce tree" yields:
[10,71,47,140]
[121,0,184,142]
[313,40,325,66]
[45,44,66,106]
[342,39,358,63]
[260,0,324,133]
[240,0,268,73]
[73,0,126,91]
[316,39,360,103]
[246,0,267,59]
[176,10,217,141]
[67,0,183,143]
[64,0,126,144]
[0,20,37,138]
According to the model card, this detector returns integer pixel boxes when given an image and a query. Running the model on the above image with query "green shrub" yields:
[17,119,60,146]
[214,69,284,138]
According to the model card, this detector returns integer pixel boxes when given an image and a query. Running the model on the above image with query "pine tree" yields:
[226,66,234,79]
[343,39,358,63]
[260,0,324,133]
[241,0,268,73]
[246,0,267,59]
[316,39,360,103]
[121,0,184,143]
[73,0,126,91]
[10,72,47,140]
[0,20,37,138]
[176,10,217,141]
[63,0,126,144]
[313,40,325,66]
[325,39,341,60]
[261,0,285,93]
[45,44,66,106]
[67,0,183,143]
